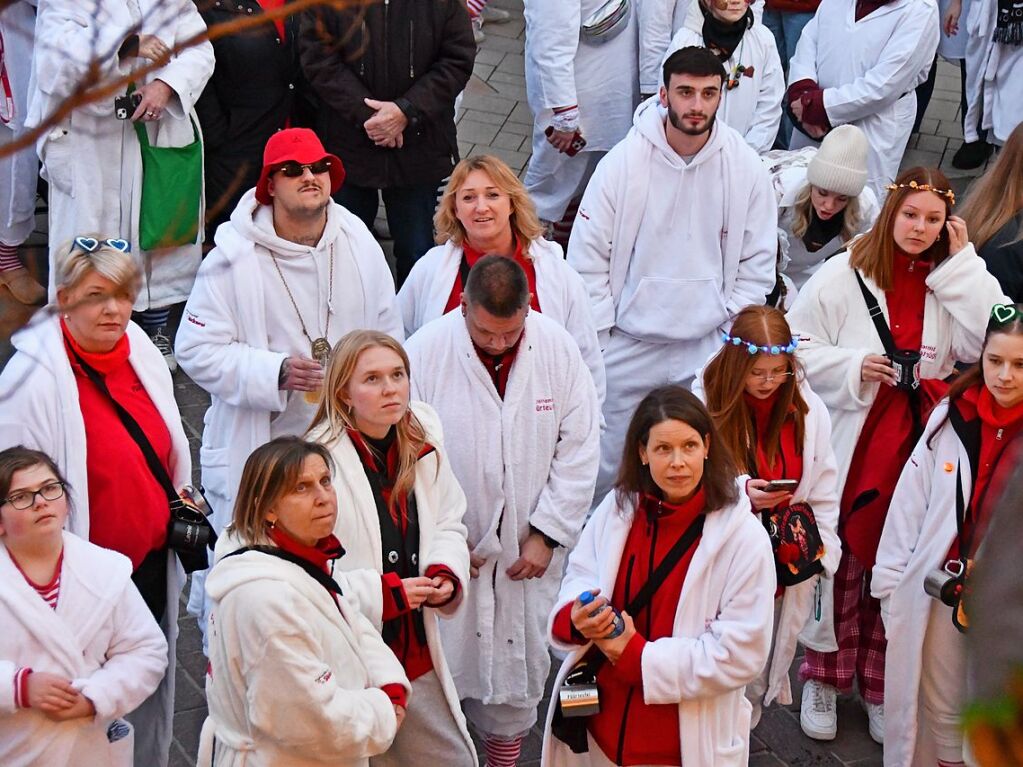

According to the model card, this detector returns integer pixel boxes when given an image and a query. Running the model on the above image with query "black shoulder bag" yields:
[65,343,217,575]
[550,513,706,754]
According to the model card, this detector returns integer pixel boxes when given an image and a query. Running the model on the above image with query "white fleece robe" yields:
[541,484,776,767]
[568,97,777,501]
[961,0,1023,145]
[397,237,606,406]
[404,310,600,710]
[0,1,37,247]
[784,245,1008,649]
[871,400,980,767]
[174,189,402,633]
[692,370,842,707]
[199,532,411,767]
[0,532,168,767]
[28,0,214,308]
[787,0,939,200]
[306,401,477,764]
[663,23,785,154]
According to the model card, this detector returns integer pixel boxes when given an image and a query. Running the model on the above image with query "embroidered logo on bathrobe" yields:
[536,397,554,412]
[315,669,333,684]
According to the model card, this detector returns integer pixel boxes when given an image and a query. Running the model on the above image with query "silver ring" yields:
[146,111,156,117]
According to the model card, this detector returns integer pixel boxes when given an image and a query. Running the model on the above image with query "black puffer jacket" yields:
[978,213,1023,303]
[194,0,314,234]
[298,0,475,189]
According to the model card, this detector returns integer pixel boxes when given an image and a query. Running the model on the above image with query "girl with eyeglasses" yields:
[0,446,167,766]
[872,305,1023,766]
[695,304,841,727]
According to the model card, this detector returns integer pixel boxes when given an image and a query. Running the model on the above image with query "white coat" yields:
[787,0,939,199]
[692,369,842,706]
[28,0,214,308]
[638,0,766,94]
[0,532,168,767]
[541,485,776,767]
[872,400,973,767]
[785,246,1007,648]
[0,1,37,245]
[199,532,411,767]
[774,165,881,289]
[937,0,972,59]
[404,310,600,706]
[306,401,476,762]
[663,23,785,154]
[962,0,1023,145]
[397,238,606,406]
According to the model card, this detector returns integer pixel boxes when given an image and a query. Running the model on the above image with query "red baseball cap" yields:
[254,128,345,205]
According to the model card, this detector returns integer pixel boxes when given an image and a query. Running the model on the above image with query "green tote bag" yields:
[132,117,202,250]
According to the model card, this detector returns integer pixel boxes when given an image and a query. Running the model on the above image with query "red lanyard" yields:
[0,28,14,126]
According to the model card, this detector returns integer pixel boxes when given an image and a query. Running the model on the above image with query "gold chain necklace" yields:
[268,241,335,367]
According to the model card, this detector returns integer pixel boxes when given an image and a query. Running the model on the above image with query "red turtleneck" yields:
[62,320,172,569]
[743,389,804,485]
[552,489,706,766]
[443,237,541,314]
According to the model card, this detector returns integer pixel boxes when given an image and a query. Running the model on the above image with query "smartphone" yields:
[114,92,142,120]
[545,125,587,157]
[763,479,798,492]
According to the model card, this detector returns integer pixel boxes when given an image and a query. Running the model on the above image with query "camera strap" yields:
[853,269,896,357]
[64,340,217,549]
[224,545,345,600]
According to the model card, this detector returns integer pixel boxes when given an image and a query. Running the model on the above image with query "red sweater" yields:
[841,252,947,568]
[63,322,171,570]
[552,489,706,766]
[443,237,541,315]
[744,390,804,486]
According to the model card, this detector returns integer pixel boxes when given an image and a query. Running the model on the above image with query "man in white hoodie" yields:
[569,46,777,503]
[175,128,403,638]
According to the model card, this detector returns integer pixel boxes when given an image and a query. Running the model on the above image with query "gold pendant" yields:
[311,337,331,368]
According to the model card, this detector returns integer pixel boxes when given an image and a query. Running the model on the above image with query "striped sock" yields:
[133,307,171,333]
[467,0,487,17]
[0,243,23,272]
[483,734,522,767]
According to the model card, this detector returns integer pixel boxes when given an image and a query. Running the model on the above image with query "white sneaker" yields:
[149,327,178,372]
[471,16,485,44]
[863,700,884,744]
[481,5,512,22]
[800,680,838,741]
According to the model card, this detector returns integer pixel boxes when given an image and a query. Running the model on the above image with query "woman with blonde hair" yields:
[960,122,1023,302]
[785,166,1008,743]
[306,330,477,766]
[0,236,193,767]
[200,437,411,767]
[397,154,604,403]
[695,305,841,727]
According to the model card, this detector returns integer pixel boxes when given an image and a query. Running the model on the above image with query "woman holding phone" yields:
[696,305,841,726]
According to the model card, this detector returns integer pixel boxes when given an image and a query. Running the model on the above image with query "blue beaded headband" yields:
[721,332,799,355]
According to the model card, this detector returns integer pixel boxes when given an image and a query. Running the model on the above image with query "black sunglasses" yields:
[274,159,332,178]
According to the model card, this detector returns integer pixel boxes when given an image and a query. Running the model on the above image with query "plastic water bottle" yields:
[578,590,624,638]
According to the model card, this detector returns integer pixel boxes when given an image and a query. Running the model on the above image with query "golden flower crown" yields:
[886,180,956,206]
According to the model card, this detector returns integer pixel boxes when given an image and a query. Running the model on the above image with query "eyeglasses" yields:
[748,369,795,384]
[274,159,332,178]
[2,481,66,510]
[991,304,1023,326]
[73,236,131,254]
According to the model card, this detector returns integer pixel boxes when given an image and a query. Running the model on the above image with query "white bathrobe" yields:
[663,23,785,154]
[306,401,476,762]
[787,0,939,199]
[397,237,606,405]
[962,0,1023,145]
[785,245,1007,648]
[0,532,168,767]
[199,532,410,767]
[871,400,978,767]
[0,0,37,246]
[28,0,214,308]
[541,484,776,767]
[404,310,600,708]
[692,369,842,706]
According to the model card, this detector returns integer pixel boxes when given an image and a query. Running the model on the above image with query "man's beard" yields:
[667,102,717,136]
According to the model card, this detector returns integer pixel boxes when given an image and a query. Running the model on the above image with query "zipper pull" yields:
[997,428,1004,440]
[908,260,915,272]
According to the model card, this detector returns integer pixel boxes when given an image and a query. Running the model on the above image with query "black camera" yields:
[114,93,142,120]
[923,561,964,606]
[889,348,922,391]
[166,485,216,572]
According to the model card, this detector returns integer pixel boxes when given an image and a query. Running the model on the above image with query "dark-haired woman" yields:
[200,437,411,766]
[542,386,776,766]
[786,166,1008,743]
[696,305,840,726]
[872,306,1023,767]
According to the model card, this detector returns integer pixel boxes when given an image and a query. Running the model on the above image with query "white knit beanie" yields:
[806,125,869,197]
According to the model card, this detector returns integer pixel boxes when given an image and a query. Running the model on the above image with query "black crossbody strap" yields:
[458,250,471,296]
[623,513,706,619]
[225,545,345,598]
[66,341,179,504]
[853,268,896,356]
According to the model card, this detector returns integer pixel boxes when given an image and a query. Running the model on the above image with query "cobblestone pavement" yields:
[1,2,994,764]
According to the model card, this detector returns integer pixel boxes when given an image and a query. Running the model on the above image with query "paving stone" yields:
[476,145,531,171]
[474,47,505,65]
[754,708,848,766]
[457,118,501,144]
[175,666,207,712]
[926,99,961,122]
[460,92,516,116]
[915,133,948,153]
[510,101,535,123]
[496,51,526,75]
[487,80,530,101]
[461,108,508,126]
[492,131,528,150]
[172,706,208,762]
[917,117,940,135]
[478,33,525,53]
[472,61,495,80]
[485,19,526,38]
[502,120,535,137]
[901,147,944,168]
[488,70,527,87]
[936,119,966,139]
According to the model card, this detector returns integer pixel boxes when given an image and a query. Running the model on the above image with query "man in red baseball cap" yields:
[174,127,404,642]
